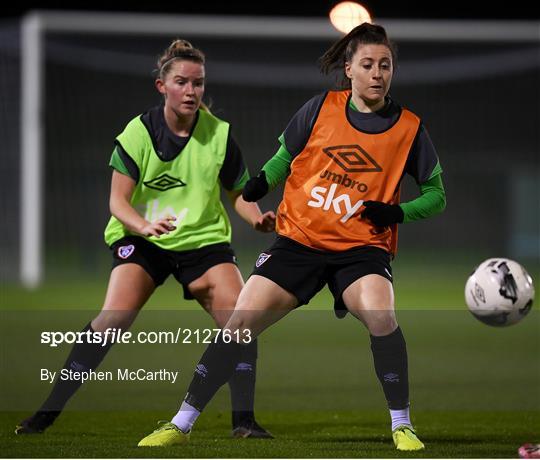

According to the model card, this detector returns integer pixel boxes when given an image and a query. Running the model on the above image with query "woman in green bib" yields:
[16,39,275,439]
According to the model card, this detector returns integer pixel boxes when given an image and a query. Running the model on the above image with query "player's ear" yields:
[345,61,352,79]
[155,79,166,95]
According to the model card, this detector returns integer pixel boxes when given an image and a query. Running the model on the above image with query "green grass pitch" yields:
[1,252,539,457]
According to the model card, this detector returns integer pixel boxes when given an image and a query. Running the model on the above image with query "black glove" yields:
[361,201,404,227]
[242,171,269,202]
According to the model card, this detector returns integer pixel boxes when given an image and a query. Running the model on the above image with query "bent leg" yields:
[185,275,296,409]
[44,265,155,410]
[226,275,298,337]
[17,265,156,434]
[171,275,296,435]
[92,263,156,331]
[188,264,270,434]
[342,274,422,449]
[342,274,396,336]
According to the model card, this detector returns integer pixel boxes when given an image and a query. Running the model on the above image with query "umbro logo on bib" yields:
[144,174,186,191]
[323,144,382,173]
[255,253,271,268]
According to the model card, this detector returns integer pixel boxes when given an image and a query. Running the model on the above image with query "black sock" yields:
[40,322,113,413]
[184,334,244,412]
[370,326,409,410]
[228,338,257,427]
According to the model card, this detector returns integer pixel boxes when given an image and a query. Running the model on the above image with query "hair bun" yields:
[170,39,193,51]
[156,38,205,78]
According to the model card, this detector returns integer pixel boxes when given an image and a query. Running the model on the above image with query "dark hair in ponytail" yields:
[319,23,397,89]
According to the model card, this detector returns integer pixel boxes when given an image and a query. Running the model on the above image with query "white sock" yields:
[171,401,200,433]
[390,407,412,431]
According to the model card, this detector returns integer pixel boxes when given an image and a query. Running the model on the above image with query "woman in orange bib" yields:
[139,23,446,451]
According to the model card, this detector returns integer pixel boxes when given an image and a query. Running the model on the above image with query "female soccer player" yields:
[138,23,446,450]
[16,39,275,439]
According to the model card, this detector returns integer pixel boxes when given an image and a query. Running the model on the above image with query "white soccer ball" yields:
[465,258,535,327]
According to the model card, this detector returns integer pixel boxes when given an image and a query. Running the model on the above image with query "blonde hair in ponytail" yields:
[155,38,211,111]
[156,39,205,80]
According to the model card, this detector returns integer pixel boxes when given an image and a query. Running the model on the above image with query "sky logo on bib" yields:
[143,174,186,191]
[137,200,188,227]
[118,244,135,259]
[308,184,364,222]
[255,253,271,268]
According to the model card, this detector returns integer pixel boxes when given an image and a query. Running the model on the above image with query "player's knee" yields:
[365,311,397,336]
[202,286,239,320]
[213,291,239,310]
[188,280,213,306]
[224,316,243,334]
[211,309,233,328]
[224,313,253,339]
[91,310,137,332]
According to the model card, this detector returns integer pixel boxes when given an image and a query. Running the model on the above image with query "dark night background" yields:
[1,0,538,281]
[3,1,540,19]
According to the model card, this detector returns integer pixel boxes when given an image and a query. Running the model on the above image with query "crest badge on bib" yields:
[118,244,135,259]
[255,252,271,268]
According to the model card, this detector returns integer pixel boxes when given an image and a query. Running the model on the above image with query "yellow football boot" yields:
[138,422,190,447]
[392,425,425,451]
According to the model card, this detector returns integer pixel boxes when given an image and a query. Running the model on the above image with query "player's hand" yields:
[140,215,176,238]
[361,201,404,227]
[242,171,269,202]
[254,210,276,233]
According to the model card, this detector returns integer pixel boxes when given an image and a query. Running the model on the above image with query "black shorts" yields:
[111,236,237,299]
[251,236,392,317]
